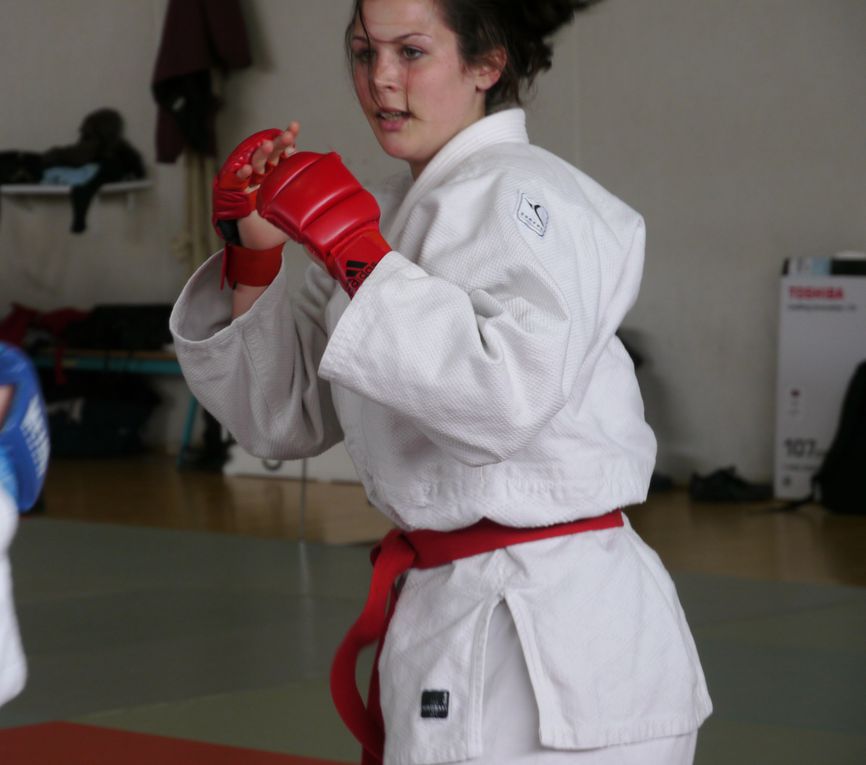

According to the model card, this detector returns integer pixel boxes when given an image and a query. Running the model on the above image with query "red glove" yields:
[256,152,391,297]
[212,129,286,289]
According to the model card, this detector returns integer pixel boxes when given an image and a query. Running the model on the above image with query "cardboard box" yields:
[774,255,866,498]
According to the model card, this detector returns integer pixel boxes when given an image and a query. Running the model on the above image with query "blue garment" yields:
[0,344,49,512]
[0,451,17,506]
[40,163,99,186]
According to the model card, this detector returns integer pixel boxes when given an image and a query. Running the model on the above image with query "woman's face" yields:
[351,0,498,178]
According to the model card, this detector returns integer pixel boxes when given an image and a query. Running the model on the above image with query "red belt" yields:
[329,509,624,764]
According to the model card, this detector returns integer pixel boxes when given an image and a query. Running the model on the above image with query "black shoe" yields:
[689,467,773,503]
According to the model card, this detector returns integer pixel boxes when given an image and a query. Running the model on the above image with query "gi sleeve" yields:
[169,250,344,460]
[318,174,645,467]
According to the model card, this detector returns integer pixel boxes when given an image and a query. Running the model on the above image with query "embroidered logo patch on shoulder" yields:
[516,192,549,238]
[420,690,450,719]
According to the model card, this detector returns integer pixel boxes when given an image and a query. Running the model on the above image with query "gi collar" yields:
[385,108,529,241]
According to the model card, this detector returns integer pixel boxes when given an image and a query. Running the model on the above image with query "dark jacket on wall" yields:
[152,0,252,163]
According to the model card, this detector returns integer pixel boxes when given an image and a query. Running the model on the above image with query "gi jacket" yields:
[170,109,712,764]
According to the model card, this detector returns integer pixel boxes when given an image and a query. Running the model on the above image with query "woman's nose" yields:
[372,52,400,92]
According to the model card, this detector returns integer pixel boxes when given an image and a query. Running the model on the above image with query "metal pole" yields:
[299,457,307,542]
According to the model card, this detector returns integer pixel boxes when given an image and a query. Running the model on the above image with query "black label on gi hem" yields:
[420,690,450,719]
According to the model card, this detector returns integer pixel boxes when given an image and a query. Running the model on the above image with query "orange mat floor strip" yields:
[0,722,349,765]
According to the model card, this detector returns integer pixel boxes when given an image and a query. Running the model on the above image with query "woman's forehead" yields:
[354,0,443,39]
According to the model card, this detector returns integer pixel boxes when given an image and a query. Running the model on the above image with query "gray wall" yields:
[1,0,864,483]
[1,0,186,308]
[573,0,866,480]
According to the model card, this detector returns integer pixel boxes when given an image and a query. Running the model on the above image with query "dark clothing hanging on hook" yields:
[152,0,252,163]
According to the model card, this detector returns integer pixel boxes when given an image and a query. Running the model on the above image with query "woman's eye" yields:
[353,48,374,64]
[402,46,423,61]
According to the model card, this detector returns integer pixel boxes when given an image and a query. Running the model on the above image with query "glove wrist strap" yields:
[221,243,284,290]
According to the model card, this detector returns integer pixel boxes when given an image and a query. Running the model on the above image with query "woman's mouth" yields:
[376,110,411,130]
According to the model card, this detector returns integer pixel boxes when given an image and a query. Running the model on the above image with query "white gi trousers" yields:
[477,603,698,765]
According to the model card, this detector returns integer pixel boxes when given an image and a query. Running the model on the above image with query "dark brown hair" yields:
[344,0,603,111]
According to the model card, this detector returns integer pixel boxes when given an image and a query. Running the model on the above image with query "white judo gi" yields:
[0,487,26,708]
[170,108,712,764]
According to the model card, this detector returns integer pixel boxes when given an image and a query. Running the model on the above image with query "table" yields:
[32,348,197,467]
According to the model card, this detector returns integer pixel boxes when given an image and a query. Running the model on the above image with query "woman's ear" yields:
[474,47,506,93]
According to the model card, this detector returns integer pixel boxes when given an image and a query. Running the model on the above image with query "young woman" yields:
[170,1,712,763]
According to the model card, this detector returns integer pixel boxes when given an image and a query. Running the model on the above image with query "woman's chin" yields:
[373,134,412,163]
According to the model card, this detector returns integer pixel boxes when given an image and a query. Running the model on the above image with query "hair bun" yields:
[510,0,600,40]
[502,0,601,95]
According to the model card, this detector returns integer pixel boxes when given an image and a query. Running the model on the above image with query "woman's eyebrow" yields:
[352,32,433,44]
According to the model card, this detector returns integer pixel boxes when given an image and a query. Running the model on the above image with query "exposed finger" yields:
[235,163,261,192]
[267,139,288,165]
[277,125,300,159]
[252,140,274,174]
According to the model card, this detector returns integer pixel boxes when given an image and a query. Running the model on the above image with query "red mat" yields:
[0,722,350,764]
